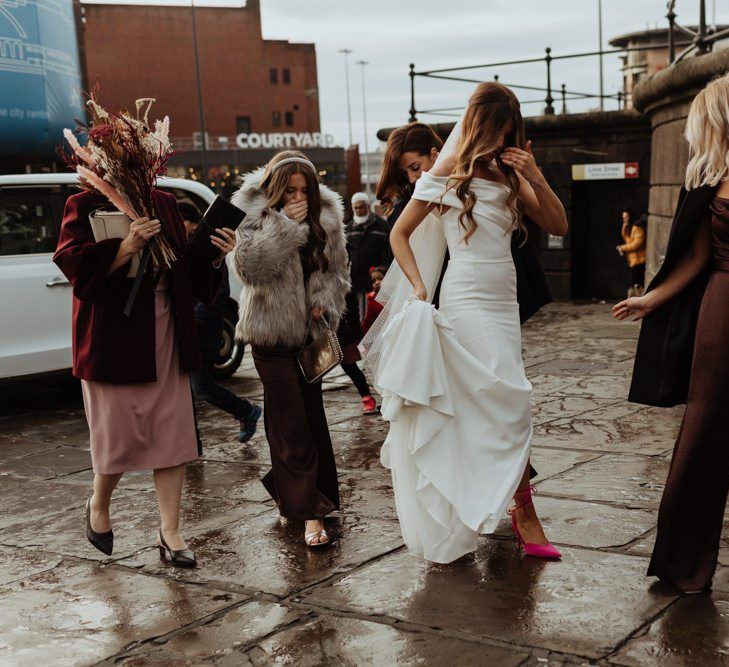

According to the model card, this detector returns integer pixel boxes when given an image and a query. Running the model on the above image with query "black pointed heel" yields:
[85,497,113,556]
[157,529,196,568]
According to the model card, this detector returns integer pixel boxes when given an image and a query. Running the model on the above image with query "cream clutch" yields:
[89,210,140,277]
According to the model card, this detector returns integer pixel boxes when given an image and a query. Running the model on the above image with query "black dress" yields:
[648,196,729,592]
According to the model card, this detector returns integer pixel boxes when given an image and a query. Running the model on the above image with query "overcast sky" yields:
[85,0,729,148]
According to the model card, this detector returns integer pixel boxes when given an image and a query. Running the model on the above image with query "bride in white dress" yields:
[362,82,568,563]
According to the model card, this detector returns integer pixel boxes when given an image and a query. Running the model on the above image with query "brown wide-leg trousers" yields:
[648,269,729,592]
[252,345,340,521]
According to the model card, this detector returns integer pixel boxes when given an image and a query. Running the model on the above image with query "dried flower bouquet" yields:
[61,95,177,270]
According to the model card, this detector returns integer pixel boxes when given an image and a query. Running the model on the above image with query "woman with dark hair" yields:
[231,150,350,547]
[376,122,444,263]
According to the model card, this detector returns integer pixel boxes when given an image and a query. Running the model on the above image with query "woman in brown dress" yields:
[613,74,729,593]
[53,188,233,566]
[231,150,350,547]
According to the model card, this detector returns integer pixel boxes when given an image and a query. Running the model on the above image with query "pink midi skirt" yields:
[81,276,199,474]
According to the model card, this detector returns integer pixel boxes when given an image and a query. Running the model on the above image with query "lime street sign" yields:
[572,162,640,180]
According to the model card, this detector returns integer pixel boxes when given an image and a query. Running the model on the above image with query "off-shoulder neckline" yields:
[471,176,511,192]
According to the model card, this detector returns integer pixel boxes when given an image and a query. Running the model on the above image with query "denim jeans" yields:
[191,362,255,421]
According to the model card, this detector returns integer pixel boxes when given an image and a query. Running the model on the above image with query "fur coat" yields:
[231,168,351,349]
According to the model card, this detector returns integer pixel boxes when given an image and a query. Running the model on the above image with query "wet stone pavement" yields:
[1,302,727,666]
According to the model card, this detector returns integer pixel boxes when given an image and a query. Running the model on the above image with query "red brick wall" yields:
[81,0,320,139]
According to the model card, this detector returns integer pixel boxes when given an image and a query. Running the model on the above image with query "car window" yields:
[0,186,63,256]
[159,187,210,218]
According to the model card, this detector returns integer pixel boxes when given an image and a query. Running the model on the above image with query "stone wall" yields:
[633,49,729,281]
[525,112,651,299]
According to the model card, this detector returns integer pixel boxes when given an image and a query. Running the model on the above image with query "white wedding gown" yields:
[377,171,533,563]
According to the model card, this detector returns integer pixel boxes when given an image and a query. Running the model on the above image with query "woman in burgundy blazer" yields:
[54,188,232,566]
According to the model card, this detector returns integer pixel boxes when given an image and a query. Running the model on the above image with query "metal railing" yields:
[408,0,726,121]
[667,0,729,62]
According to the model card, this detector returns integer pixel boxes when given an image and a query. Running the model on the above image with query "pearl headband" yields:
[271,156,317,174]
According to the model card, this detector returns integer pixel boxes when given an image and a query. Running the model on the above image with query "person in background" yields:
[361,265,386,335]
[617,208,647,297]
[346,192,389,318]
[337,289,378,415]
[376,122,444,265]
[178,202,262,443]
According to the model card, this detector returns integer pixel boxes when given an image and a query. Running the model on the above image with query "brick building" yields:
[80,0,349,195]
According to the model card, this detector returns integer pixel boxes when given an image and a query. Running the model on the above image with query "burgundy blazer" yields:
[53,189,224,384]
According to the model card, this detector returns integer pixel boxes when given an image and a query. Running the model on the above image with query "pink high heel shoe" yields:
[507,485,561,559]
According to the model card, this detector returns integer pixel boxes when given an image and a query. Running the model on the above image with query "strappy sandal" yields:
[304,528,330,548]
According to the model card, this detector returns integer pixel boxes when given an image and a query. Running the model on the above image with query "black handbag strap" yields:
[123,245,152,317]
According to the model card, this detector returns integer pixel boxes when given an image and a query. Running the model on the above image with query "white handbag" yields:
[89,210,140,277]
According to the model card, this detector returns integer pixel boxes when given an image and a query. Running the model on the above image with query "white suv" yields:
[0,174,244,381]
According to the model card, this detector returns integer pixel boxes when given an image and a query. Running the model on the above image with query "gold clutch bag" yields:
[296,316,343,384]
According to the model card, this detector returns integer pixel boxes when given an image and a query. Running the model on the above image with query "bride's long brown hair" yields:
[447,82,526,244]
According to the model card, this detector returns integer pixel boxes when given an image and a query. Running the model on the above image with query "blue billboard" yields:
[0,0,85,155]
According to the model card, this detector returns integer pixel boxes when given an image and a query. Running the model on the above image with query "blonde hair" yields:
[684,73,729,190]
[446,82,526,244]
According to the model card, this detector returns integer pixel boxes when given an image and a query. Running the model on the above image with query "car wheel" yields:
[212,304,245,379]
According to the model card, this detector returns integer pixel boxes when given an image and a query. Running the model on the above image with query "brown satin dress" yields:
[648,196,729,592]
[252,345,340,521]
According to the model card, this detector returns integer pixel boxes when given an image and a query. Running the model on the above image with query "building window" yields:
[269,68,278,84]
[272,111,281,127]
[236,116,251,134]
[283,68,291,84]
[285,111,294,127]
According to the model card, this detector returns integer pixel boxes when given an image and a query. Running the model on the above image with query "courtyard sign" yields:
[571,162,640,180]
[235,132,337,150]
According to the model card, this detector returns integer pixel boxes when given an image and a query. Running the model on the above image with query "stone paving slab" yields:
[551,375,634,400]
[240,613,530,666]
[14,414,91,447]
[115,511,404,597]
[0,560,246,667]
[336,471,398,522]
[0,445,91,479]
[531,397,621,426]
[0,490,269,562]
[0,433,65,463]
[113,599,306,666]
[303,541,677,660]
[0,546,62,586]
[529,447,602,483]
[0,477,93,531]
[60,460,273,504]
[610,593,729,665]
[493,496,656,550]
[533,413,678,456]
[537,454,669,510]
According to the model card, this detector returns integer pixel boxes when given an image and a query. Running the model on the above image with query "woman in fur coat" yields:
[231,150,350,547]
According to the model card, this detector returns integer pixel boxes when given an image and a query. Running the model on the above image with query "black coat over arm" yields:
[628,185,717,407]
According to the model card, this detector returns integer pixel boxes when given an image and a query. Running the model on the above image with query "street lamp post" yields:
[356,60,371,199]
[339,48,354,147]
[191,0,209,183]
[598,0,604,110]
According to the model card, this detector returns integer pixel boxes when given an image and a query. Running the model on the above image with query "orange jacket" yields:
[620,224,646,267]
